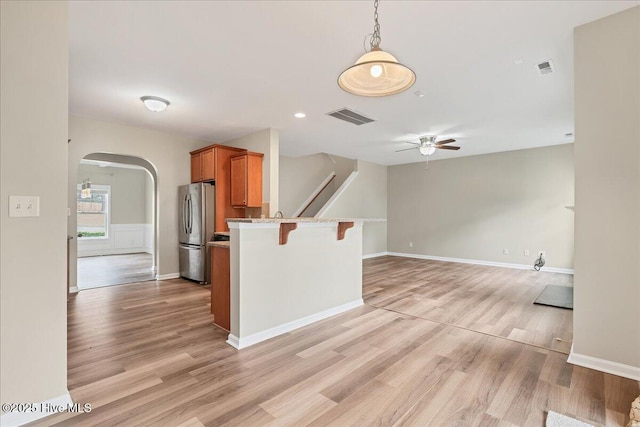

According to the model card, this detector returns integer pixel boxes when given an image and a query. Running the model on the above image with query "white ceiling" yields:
[69,1,638,165]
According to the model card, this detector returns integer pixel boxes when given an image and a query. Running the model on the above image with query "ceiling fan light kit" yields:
[338,0,415,97]
[395,136,461,157]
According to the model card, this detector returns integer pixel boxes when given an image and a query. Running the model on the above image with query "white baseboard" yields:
[386,252,574,275]
[568,349,640,381]
[362,252,389,259]
[78,248,151,257]
[156,273,180,280]
[0,391,73,427]
[226,298,364,350]
[69,286,79,293]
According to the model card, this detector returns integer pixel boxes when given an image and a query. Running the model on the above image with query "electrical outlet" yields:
[9,196,40,217]
[409,242,413,248]
[524,249,530,256]
[538,251,546,258]
[503,248,509,255]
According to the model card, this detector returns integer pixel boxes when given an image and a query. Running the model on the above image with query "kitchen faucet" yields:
[273,210,284,219]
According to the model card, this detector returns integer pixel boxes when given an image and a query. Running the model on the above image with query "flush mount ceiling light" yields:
[338,0,415,97]
[294,112,306,118]
[140,96,170,112]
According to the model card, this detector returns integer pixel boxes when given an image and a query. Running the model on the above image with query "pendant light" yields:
[338,0,415,97]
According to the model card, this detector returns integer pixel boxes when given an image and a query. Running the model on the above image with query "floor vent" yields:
[326,108,375,126]
[537,60,554,75]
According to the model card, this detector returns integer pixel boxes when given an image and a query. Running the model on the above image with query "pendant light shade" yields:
[338,0,415,97]
[338,47,416,97]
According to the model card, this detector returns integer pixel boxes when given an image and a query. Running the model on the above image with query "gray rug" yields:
[534,285,574,310]
[546,411,593,427]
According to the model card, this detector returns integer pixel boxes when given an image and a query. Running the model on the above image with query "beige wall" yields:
[224,128,279,215]
[1,0,69,410]
[388,144,575,269]
[320,160,388,256]
[69,116,209,285]
[573,6,640,370]
[77,164,150,224]
[279,153,356,217]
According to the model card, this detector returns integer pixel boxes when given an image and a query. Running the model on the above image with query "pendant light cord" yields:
[371,0,381,49]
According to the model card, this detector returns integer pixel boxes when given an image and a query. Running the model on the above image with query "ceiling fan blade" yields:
[436,145,460,150]
[404,141,420,146]
[395,146,419,152]
[435,138,456,145]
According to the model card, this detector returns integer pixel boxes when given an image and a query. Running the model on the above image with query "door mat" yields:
[534,285,573,310]
[546,410,593,427]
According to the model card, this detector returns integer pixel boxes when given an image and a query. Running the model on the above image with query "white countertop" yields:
[226,217,386,224]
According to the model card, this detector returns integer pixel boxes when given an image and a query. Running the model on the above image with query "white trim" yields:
[386,252,574,274]
[226,298,364,350]
[69,286,79,293]
[568,349,640,381]
[292,172,336,217]
[362,252,389,259]
[316,171,359,218]
[228,222,279,230]
[78,248,150,257]
[0,391,73,427]
[156,273,179,280]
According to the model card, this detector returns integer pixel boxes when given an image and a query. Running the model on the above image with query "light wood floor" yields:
[77,253,155,289]
[34,258,638,426]
[364,257,574,353]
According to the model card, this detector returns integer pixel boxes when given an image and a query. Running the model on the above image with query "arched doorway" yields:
[75,153,159,289]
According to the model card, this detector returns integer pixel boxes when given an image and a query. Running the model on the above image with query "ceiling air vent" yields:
[326,108,375,126]
[537,60,554,75]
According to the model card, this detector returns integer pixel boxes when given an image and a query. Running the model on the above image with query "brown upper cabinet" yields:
[189,144,248,231]
[190,148,215,183]
[230,152,263,208]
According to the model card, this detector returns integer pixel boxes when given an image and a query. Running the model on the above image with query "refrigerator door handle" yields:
[187,195,193,234]
[183,194,189,235]
[179,244,201,250]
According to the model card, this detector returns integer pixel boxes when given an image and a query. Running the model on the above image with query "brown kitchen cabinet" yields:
[230,152,263,208]
[190,148,215,183]
[190,144,246,232]
[210,245,230,331]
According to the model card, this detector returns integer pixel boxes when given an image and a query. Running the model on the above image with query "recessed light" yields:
[294,112,306,118]
[513,58,524,65]
[140,96,170,112]
[414,91,425,98]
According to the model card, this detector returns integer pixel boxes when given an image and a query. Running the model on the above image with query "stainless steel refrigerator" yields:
[178,183,215,283]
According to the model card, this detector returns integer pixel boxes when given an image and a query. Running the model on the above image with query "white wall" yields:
[1,0,69,417]
[229,222,363,345]
[279,153,356,217]
[76,164,153,257]
[224,128,279,215]
[572,6,640,374]
[320,160,388,256]
[69,116,209,285]
[77,164,149,224]
[388,144,575,270]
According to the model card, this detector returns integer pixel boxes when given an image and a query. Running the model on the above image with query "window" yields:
[77,184,110,239]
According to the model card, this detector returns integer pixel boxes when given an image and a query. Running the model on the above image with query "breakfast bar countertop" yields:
[226,217,386,224]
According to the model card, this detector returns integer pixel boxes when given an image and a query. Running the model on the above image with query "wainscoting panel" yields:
[78,223,153,257]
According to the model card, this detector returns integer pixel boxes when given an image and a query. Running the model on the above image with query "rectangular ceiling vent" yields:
[326,108,375,126]
[537,60,554,75]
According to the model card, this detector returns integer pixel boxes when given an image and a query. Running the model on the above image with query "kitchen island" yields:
[225,218,373,349]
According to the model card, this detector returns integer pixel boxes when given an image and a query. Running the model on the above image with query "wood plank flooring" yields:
[33,258,638,426]
[364,257,574,353]
[77,253,155,289]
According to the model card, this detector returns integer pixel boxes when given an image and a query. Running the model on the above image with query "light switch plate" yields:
[9,196,40,217]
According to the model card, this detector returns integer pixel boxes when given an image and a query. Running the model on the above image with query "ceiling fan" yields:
[395,136,460,156]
